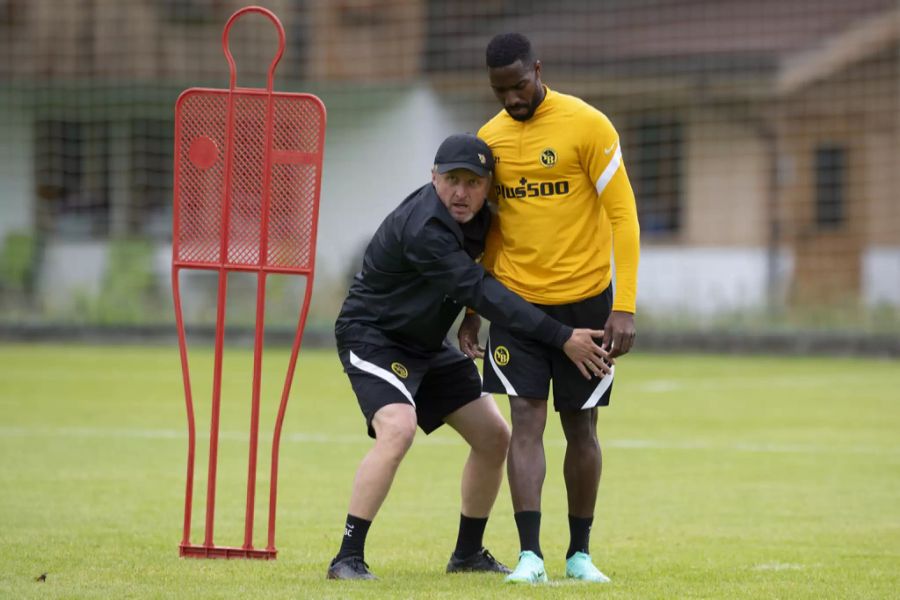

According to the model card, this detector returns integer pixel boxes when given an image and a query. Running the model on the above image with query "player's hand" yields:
[603,311,636,358]
[457,312,484,359]
[563,328,614,380]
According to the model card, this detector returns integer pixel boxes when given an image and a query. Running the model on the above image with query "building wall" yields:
[314,83,473,280]
[863,247,900,305]
[3,2,897,318]
[30,84,473,320]
[637,246,794,314]
[778,47,898,305]
[37,241,108,312]
[18,77,897,318]
[683,112,770,246]
[4,0,299,84]
[307,0,425,82]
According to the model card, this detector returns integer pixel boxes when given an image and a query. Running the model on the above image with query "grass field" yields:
[1,343,898,599]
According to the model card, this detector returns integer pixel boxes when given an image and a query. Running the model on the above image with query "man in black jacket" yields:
[327,134,612,581]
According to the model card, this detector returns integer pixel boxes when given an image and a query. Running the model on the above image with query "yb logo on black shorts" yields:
[493,346,510,366]
[391,362,408,378]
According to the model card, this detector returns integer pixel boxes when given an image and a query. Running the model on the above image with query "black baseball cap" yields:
[433,133,494,177]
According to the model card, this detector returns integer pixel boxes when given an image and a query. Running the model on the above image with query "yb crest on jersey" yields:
[540,148,557,168]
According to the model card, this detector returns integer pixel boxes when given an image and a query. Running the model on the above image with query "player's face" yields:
[489,59,544,121]
[432,168,490,224]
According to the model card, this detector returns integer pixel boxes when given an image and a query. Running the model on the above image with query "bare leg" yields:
[329,403,417,576]
[560,407,601,517]
[347,403,417,520]
[444,394,511,517]
[507,396,548,512]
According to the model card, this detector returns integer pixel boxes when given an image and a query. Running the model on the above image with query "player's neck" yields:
[525,85,547,121]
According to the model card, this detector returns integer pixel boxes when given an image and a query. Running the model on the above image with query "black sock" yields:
[453,514,488,558]
[514,511,543,558]
[566,515,594,558]
[335,514,372,561]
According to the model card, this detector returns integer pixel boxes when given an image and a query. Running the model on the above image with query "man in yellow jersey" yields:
[457,33,640,584]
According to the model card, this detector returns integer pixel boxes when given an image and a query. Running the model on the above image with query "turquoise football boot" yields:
[565,551,611,582]
[504,550,548,584]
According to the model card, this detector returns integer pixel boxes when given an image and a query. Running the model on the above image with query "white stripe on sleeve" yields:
[595,145,623,198]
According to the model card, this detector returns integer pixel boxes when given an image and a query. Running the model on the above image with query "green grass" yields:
[1,344,898,599]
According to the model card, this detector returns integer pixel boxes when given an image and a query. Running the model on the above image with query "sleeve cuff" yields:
[611,303,636,314]
[534,315,572,350]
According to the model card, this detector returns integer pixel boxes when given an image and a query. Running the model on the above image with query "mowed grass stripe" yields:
[1,344,898,599]
[2,425,899,455]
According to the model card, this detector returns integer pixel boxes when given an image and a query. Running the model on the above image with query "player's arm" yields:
[407,221,611,377]
[582,111,641,356]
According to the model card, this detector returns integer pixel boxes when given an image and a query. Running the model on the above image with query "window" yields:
[34,120,111,237]
[630,118,683,235]
[814,145,846,229]
[34,117,175,238]
[130,118,174,237]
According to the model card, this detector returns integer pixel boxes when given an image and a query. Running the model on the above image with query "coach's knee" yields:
[473,411,511,464]
[372,404,417,461]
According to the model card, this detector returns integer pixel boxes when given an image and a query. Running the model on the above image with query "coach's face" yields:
[432,168,490,224]
[489,59,543,121]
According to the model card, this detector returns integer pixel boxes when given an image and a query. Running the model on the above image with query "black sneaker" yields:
[446,547,512,574]
[326,555,377,580]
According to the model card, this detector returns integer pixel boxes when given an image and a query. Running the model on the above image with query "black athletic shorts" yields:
[337,338,484,438]
[482,286,615,411]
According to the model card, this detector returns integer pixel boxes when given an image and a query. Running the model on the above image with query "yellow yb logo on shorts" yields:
[493,346,510,366]
[391,362,408,379]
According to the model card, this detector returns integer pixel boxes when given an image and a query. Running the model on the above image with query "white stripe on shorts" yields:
[581,365,615,409]
[349,350,416,406]
[486,336,518,397]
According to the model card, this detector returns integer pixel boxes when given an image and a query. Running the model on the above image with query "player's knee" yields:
[561,413,598,448]
[568,433,599,455]
[509,400,547,440]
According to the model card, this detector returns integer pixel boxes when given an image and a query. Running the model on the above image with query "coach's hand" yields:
[458,312,484,359]
[603,311,636,358]
[564,328,614,380]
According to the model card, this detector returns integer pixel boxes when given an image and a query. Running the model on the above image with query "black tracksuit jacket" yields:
[334,183,572,355]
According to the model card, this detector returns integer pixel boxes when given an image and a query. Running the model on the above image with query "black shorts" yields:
[338,339,484,438]
[482,286,615,412]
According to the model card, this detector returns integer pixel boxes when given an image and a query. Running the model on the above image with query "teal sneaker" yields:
[504,550,548,584]
[565,552,610,582]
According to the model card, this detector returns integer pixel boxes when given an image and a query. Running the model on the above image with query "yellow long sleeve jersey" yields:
[478,88,640,312]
